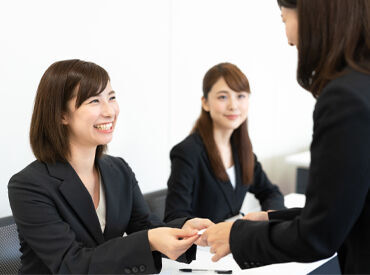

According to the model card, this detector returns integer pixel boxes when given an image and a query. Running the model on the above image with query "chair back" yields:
[143,189,167,221]
[0,216,21,275]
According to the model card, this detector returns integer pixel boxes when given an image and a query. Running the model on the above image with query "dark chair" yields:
[143,189,167,221]
[0,216,21,274]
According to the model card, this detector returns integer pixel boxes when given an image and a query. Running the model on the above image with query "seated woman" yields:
[165,62,285,223]
[8,59,212,274]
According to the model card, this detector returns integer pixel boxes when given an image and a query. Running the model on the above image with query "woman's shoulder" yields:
[170,132,205,157]
[9,160,48,184]
[8,160,59,195]
[315,70,370,118]
[98,154,133,174]
[319,70,370,103]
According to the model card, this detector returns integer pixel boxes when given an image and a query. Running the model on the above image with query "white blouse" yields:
[226,165,236,189]
[96,174,106,233]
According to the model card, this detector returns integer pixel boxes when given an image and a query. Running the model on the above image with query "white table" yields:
[160,193,335,275]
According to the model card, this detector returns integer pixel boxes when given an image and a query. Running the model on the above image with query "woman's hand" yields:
[242,211,269,221]
[201,222,234,262]
[182,218,214,246]
[148,227,199,260]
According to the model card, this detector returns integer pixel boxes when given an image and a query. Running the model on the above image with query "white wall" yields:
[0,0,315,217]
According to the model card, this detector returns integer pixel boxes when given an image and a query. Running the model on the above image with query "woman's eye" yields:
[218,95,227,100]
[238,94,246,99]
[89,99,99,104]
[109,96,116,101]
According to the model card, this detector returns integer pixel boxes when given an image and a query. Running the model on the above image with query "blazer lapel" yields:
[97,157,123,240]
[201,150,235,214]
[47,162,105,244]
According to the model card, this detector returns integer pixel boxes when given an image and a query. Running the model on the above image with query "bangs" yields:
[277,0,297,9]
[74,62,110,108]
[222,69,250,93]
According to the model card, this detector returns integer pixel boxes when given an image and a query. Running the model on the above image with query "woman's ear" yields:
[61,112,69,125]
[201,96,210,112]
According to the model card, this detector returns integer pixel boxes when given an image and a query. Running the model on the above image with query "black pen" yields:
[179,268,232,274]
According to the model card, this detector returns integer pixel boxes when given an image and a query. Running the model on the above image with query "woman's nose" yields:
[102,101,115,117]
[228,98,237,110]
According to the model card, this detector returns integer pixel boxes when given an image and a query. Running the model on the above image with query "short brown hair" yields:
[30,59,110,163]
[192,62,254,185]
[278,0,370,97]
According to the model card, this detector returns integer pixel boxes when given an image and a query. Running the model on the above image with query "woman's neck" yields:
[67,142,97,176]
[213,126,234,169]
[213,126,233,148]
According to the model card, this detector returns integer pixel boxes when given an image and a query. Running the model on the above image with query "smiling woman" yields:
[8,59,213,274]
[164,63,285,224]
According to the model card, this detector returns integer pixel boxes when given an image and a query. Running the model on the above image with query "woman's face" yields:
[281,7,298,47]
[62,81,120,149]
[202,77,249,132]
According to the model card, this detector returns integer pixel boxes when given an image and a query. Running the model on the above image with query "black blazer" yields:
[164,132,285,223]
[229,70,370,274]
[8,155,195,274]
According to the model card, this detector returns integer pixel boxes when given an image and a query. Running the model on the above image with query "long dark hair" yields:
[192,63,254,185]
[278,0,370,97]
[30,59,109,163]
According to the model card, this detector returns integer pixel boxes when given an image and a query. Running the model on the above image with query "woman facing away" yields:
[8,59,212,274]
[165,62,285,224]
[202,0,370,273]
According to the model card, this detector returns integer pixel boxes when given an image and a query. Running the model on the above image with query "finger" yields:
[199,234,209,246]
[178,234,200,248]
[194,238,207,246]
[212,253,222,262]
[199,219,214,228]
[173,228,198,238]
[211,248,228,262]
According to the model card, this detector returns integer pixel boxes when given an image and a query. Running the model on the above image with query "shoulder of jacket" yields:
[99,154,131,171]
[8,160,51,188]
[321,70,370,98]
[316,70,370,114]
[171,133,204,157]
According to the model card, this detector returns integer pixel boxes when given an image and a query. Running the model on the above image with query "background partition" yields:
[0,0,315,217]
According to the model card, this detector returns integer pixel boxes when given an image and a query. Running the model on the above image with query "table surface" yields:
[160,193,335,275]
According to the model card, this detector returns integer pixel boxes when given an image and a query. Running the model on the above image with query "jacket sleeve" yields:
[268,208,302,221]
[230,80,370,268]
[164,144,197,222]
[8,174,161,274]
[249,155,285,211]
[121,158,196,264]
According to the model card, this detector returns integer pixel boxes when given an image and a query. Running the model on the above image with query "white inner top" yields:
[96,173,106,233]
[226,165,236,189]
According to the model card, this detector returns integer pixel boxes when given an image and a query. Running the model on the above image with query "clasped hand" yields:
[201,210,269,262]
[148,218,213,260]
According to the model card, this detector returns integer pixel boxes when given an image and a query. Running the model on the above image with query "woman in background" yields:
[165,62,285,223]
[203,0,370,273]
[8,59,212,274]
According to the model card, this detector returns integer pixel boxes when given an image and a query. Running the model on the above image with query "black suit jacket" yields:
[8,155,195,274]
[229,70,370,274]
[164,132,285,223]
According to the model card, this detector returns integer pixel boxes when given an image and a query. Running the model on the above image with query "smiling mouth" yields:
[225,115,239,120]
[94,122,113,131]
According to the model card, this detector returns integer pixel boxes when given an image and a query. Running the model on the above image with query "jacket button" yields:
[123,267,131,274]
[139,265,146,272]
[132,266,139,273]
